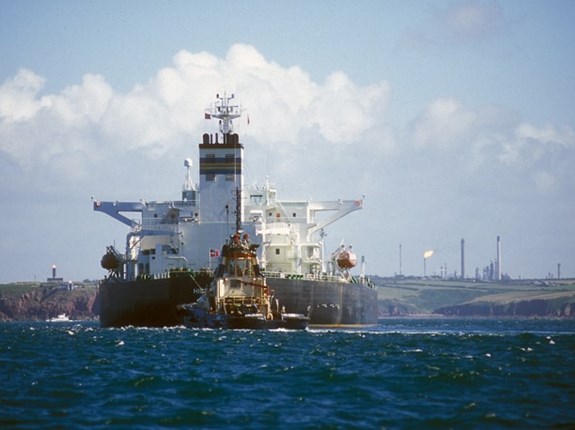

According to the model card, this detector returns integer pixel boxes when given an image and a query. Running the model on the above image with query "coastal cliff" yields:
[0,283,99,321]
[375,277,575,318]
[435,290,575,317]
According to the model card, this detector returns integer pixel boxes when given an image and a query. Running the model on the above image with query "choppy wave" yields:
[1,319,574,429]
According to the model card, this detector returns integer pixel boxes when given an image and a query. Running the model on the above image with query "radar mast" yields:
[205,92,242,135]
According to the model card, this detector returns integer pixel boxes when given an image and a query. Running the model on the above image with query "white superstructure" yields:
[94,93,363,281]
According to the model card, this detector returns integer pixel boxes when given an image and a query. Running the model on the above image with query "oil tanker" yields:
[94,93,378,327]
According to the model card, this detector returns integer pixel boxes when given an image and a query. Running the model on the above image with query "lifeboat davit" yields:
[336,250,357,270]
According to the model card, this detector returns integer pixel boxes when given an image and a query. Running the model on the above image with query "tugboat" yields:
[177,192,308,330]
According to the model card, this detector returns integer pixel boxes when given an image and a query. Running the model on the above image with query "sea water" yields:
[1,318,574,429]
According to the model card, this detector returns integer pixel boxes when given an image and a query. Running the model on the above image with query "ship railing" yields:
[130,218,181,234]
[349,275,377,289]
[262,271,347,283]
[255,222,293,236]
[133,267,201,281]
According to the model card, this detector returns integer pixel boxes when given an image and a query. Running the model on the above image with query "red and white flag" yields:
[209,249,220,258]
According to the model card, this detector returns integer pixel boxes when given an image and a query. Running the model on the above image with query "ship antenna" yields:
[183,158,194,191]
[205,92,242,136]
[235,186,242,233]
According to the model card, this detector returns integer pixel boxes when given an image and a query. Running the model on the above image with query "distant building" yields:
[43,265,76,290]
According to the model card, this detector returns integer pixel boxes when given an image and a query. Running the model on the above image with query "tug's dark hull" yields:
[180,310,309,330]
[99,276,377,328]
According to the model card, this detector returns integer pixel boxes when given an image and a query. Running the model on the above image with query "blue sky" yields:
[1,0,574,282]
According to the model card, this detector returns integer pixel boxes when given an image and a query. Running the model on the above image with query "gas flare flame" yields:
[423,250,434,259]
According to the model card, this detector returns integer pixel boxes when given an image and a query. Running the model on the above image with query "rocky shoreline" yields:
[435,290,575,318]
[375,277,575,319]
[0,283,99,321]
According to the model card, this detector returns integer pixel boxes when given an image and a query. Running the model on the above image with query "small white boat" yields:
[47,313,70,322]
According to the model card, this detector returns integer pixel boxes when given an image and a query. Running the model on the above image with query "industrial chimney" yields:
[460,238,465,279]
[496,236,502,281]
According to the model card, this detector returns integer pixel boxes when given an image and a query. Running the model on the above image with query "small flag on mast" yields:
[209,249,220,258]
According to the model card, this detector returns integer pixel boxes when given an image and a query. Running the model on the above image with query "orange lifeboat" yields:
[101,252,119,270]
[336,248,357,270]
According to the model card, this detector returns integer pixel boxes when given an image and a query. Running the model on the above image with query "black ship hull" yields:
[268,277,378,326]
[98,273,207,328]
[99,276,377,328]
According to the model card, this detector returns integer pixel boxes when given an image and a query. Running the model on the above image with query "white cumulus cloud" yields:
[406,97,575,197]
[0,44,391,175]
[0,44,572,201]
[0,69,49,122]
[409,97,477,149]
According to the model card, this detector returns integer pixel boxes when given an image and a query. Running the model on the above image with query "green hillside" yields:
[373,277,575,317]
